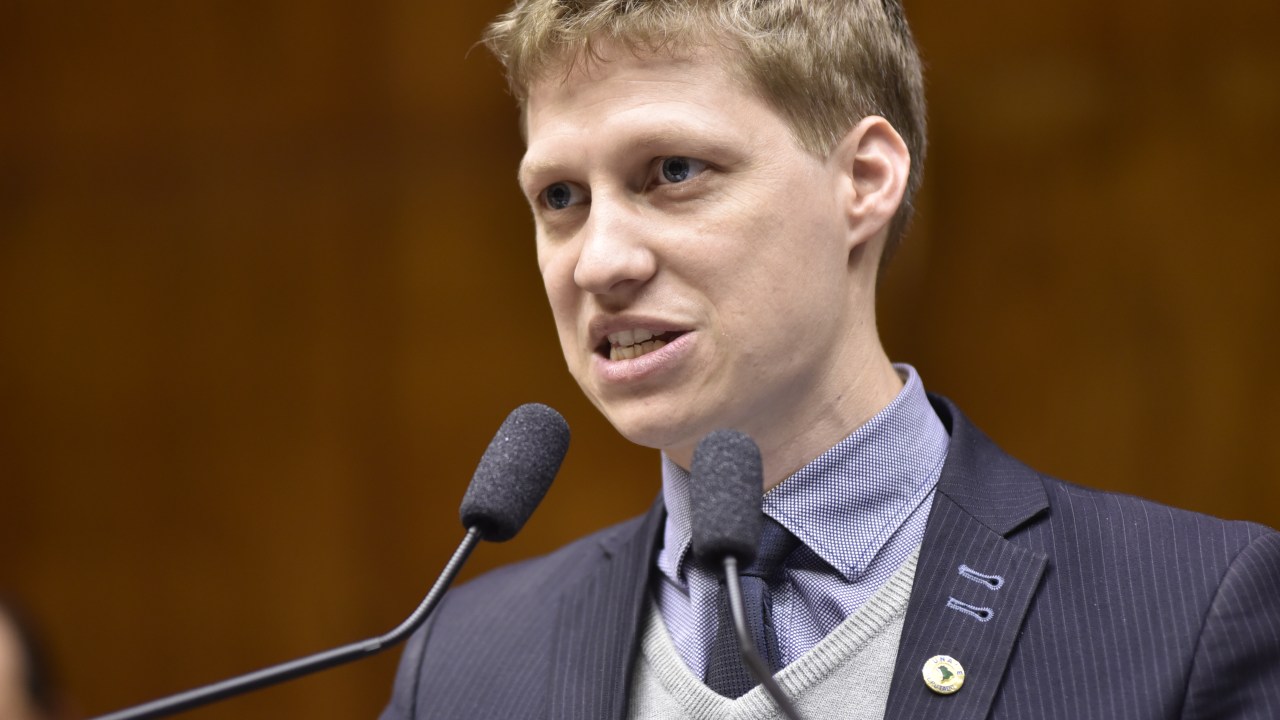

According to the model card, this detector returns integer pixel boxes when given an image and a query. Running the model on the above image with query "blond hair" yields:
[483,0,928,255]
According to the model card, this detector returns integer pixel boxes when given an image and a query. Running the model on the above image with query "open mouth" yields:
[597,329,686,361]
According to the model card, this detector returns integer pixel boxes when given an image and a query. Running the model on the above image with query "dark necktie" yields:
[704,516,801,698]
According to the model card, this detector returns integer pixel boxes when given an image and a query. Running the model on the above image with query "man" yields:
[0,597,63,720]
[381,1,1280,717]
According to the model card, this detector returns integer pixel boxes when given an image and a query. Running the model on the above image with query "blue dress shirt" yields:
[654,364,950,678]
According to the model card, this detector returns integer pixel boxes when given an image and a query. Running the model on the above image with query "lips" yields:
[603,328,685,361]
[586,318,697,385]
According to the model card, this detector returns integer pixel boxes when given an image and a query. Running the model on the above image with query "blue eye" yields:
[542,182,584,210]
[658,157,706,184]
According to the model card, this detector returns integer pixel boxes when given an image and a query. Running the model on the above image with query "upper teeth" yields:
[606,328,671,361]
[607,329,655,347]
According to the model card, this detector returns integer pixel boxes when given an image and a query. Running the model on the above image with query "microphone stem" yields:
[723,557,806,720]
[381,526,482,646]
[91,527,484,720]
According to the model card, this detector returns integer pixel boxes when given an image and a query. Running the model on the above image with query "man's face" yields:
[520,44,872,468]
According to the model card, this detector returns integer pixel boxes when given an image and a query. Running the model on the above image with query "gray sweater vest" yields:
[626,548,919,720]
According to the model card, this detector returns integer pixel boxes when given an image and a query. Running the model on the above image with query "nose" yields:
[572,195,657,298]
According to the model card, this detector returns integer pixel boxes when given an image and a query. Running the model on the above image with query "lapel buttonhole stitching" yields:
[957,563,1004,590]
[945,597,994,622]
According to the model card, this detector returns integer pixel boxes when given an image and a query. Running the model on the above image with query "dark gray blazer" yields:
[380,396,1280,719]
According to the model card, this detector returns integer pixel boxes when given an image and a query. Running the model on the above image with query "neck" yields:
[666,344,903,491]
[756,349,902,490]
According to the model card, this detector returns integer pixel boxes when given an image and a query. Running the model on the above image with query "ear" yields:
[830,116,910,255]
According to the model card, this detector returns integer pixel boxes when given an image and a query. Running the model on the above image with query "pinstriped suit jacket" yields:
[380,396,1280,719]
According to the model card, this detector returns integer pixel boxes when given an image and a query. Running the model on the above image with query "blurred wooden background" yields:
[1,1,1276,717]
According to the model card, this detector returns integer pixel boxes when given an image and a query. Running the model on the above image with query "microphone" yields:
[690,430,805,720]
[461,401,569,541]
[91,403,569,720]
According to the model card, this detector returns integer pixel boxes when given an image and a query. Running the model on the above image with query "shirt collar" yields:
[657,363,949,584]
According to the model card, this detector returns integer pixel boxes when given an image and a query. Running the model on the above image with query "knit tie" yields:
[704,516,801,698]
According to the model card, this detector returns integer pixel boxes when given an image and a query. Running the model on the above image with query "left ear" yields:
[830,116,911,253]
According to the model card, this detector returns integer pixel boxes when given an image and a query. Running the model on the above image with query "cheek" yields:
[703,199,838,295]
[537,241,576,310]
[707,197,849,354]
[537,244,586,359]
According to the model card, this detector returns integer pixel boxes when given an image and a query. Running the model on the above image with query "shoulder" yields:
[928,391,1275,564]
[1034,477,1280,715]
[447,511,652,606]
[947,395,1280,628]
[379,509,658,719]
[1029,473,1278,615]
[926,395,1280,713]
[1037,473,1274,554]
[929,391,1278,638]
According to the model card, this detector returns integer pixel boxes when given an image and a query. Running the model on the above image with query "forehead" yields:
[519,43,775,184]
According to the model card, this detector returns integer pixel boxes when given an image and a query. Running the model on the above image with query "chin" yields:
[599,403,703,456]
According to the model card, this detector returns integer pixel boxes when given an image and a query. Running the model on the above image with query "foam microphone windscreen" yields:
[459,403,570,541]
[690,429,764,567]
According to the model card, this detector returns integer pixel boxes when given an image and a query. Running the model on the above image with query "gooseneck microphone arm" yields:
[90,402,570,720]
[91,527,484,720]
[722,556,806,720]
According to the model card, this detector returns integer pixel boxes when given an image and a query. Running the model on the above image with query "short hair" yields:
[483,0,928,259]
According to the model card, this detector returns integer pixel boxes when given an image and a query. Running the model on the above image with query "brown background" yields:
[1,1,1277,718]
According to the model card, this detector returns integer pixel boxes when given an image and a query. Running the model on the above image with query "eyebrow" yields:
[516,157,563,194]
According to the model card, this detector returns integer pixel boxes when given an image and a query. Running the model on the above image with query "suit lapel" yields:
[550,497,665,720]
[884,397,1050,720]
[544,396,1047,720]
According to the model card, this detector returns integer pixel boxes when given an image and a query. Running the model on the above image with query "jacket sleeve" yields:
[1182,529,1280,718]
